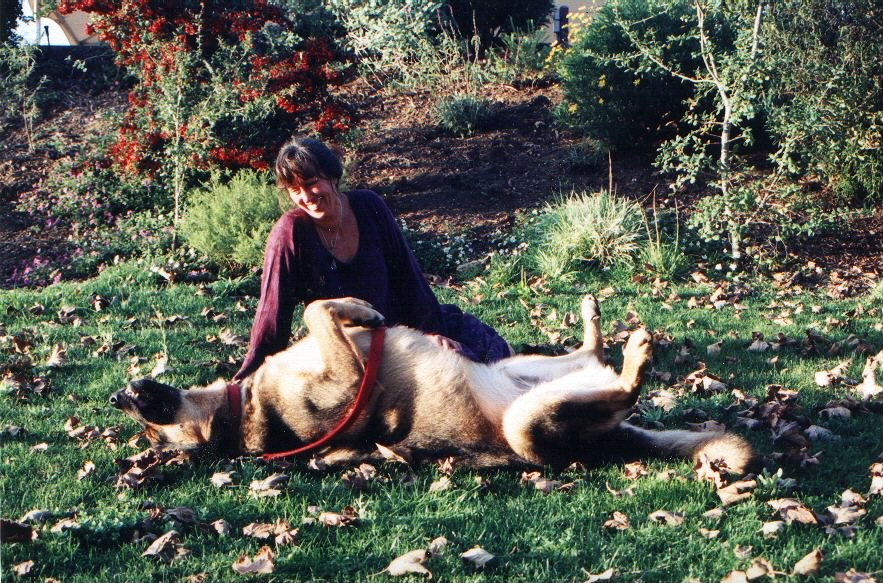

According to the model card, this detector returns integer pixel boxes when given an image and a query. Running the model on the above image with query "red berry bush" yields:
[57,0,351,183]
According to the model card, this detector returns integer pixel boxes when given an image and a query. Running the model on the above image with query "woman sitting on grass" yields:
[233,137,511,382]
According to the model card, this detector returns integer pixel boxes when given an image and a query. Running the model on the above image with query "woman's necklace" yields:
[318,195,344,260]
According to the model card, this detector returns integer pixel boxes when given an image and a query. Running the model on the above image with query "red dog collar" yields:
[226,326,386,461]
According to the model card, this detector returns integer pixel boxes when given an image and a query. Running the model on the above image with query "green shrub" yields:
[763,0,883,202]
[180,171,283,269]
[434,93,495,136]
[531,191,644,277]
[327,0,443,73]
[486,23,551,81]
[555,0,695,149]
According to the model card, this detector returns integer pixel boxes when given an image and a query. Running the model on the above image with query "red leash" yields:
[226,326,386,461]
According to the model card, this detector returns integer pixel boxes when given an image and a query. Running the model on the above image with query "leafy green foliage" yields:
[434,93,495,136]
[555,0,695,150]
[179,171,282,269]
[763,0,883,202]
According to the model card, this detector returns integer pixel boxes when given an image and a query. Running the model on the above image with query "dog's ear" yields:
[110,378,183,424]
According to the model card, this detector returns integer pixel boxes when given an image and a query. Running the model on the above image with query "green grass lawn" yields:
[2,263,882,582]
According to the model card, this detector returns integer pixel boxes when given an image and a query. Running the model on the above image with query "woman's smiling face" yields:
[287,176,338,222]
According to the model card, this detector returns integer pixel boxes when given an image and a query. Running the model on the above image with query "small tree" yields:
[609,0,764,261]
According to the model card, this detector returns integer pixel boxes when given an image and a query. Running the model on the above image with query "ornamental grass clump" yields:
[532,191,644,277]
[434,94,495,136]
[180,170,282,269]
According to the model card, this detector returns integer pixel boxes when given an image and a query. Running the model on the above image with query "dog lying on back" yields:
[110,295,752,471]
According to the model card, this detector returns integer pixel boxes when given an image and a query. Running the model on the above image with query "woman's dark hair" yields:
[275,137,344,189]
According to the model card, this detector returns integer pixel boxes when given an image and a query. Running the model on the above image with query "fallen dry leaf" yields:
[825,504,866,525]
[460,546,496,569]
[19,509,51,525]
[721,570,750,583]
[745,557,775,580]
[718,479,756,506]
[77,460,96,480]
[243,519,296,541]
[520,471,564,493]
[602,511,629,531]
[384,549,431,578]
[429,476,452,493]
[12,560,34,576]
[694,453,728,489]
[703,507,726,520]
[341,463,377,490]
[623,461,648,480]
[868,463,883,497]
[210,471,236,488]
[45,344,67,368]
[605,482,636,497]
[768,498,818,525]
[427,536,448,557]
[211,519,232,537]
[834,569,877,583]
[760,520,785,538]
[219,328,247,347]
[142,530,188,562]
[698,527,719,539]
[317,506,359,527]
[150,355,170,378]
[582,567,615,582]
[647,510,684,526]
[249,472,288,497]
[376,443,411,464]
[792,548,823,576]
[232,545,274,575]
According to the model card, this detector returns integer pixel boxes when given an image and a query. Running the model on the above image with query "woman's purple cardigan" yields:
[233,190,510,380]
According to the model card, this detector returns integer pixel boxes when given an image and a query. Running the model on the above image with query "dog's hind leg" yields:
[494,294,608,383]
[501,328,653,466]
[580,294,605,362]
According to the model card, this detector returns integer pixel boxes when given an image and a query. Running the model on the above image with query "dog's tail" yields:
[600,423,754,474]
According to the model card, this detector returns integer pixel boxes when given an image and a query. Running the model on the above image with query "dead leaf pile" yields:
[115,447,190,489]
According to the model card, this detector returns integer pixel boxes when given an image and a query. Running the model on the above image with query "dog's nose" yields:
[109,390,121,407]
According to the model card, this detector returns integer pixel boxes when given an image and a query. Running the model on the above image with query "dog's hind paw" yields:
[581,294,601,321]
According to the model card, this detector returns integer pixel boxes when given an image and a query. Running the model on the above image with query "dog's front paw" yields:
[350,312,385,328]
